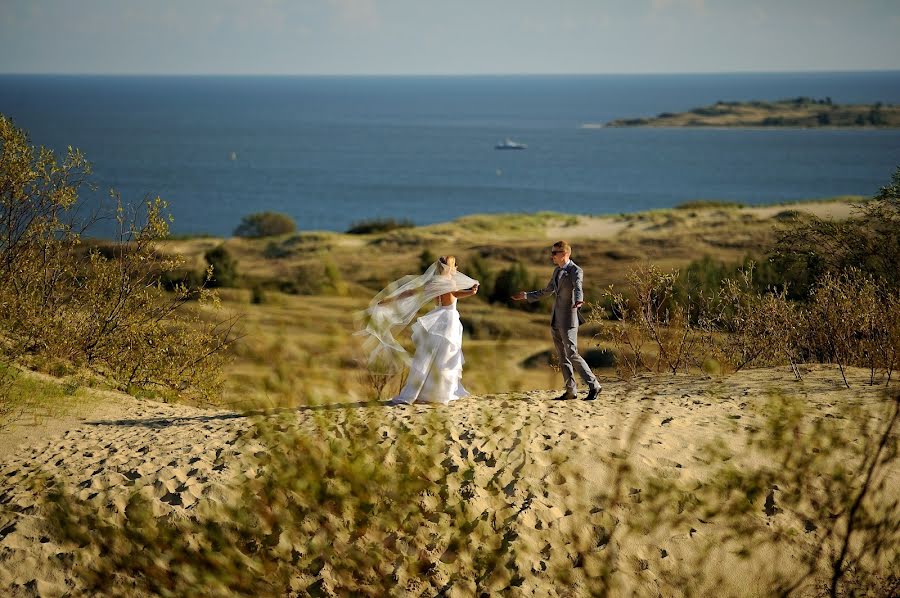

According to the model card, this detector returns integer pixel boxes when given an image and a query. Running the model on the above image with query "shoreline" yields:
[582,123,899,130]
[598,98,900,129]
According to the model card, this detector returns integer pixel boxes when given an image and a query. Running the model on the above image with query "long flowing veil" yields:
[356,261,478,373]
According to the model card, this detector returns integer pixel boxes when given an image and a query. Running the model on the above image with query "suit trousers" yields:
[551,325,599,394]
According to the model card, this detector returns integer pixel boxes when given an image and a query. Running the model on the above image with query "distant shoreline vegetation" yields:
[596,97,900,128]
[161,196,865,241]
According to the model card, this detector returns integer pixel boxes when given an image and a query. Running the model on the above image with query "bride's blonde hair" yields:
[437,255,456,275]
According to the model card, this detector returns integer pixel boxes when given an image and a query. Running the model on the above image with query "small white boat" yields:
[495,138,527,150]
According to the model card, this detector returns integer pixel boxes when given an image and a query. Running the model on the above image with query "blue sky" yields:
[2,0,899,75]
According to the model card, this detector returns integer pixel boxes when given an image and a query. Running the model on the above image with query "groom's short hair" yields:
[553,241,571,255]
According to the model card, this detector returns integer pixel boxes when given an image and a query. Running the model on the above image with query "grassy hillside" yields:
[154,197,865,407]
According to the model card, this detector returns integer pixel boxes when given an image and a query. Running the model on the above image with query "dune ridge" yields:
[1,366,897,596]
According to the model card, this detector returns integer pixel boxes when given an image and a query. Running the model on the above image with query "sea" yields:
[1,72,899,237]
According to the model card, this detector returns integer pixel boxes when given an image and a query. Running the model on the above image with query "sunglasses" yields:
[550,250,564,255]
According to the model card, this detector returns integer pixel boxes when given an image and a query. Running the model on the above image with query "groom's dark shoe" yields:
[583,386,602,401]
[553,391,576,401]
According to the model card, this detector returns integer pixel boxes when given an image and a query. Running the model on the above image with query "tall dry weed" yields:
[705,263,804,378]
[596,258,900,389]
[805,269,897,388]
[598,264,710,377]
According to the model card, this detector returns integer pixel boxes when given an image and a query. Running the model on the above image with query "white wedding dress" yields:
[392,298,468,405]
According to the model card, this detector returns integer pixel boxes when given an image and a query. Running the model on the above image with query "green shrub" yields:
[262,240,293,259]
[465,254,496,301]
[250,285,266,305]
[234,211,296,238]
[489,261,542,311]
[583,348,616,369]
[418,247,436,271]
[459,314,514,340]
[673,255,733,320]
[157,269,206,292]
[346,218,414,235]
[675,255,788,319]
[204,245,238,287]
[771,166,900,298]
[278,265,327,295]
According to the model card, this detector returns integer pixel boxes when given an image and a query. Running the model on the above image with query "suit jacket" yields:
[525,261,585,329]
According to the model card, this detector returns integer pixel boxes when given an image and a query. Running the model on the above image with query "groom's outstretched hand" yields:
[511,291,526,301]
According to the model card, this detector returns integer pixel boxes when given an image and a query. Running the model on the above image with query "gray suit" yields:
[525,261,600,395]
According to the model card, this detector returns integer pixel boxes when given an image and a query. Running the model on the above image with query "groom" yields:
[512,241,602,401]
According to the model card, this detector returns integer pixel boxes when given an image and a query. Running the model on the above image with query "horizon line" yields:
[2,68,899,78]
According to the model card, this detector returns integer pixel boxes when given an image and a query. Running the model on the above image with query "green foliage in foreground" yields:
[40,391,899,596]
[0,114,235,400]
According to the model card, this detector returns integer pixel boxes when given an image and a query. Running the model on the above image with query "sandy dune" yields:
[0,367,896,596]
[544,199,861,242]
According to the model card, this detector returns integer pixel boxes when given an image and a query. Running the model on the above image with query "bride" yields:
[358,256,479,405]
